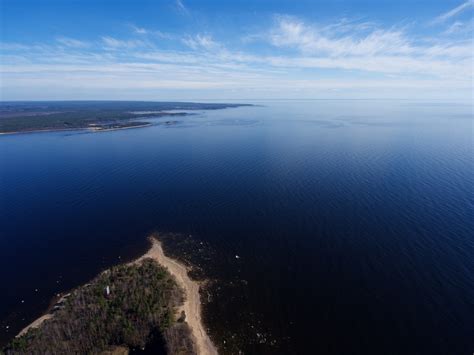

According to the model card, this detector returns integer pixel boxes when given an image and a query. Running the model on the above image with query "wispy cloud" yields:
[258,15,472,77]
[269,16,413,56]
[444,21,465,34]
[442,19,474,35]
[432,0,474,24]
[129,24,175,40]
[130,25,148,35]
[153,31,175,40]
[182,34,220,51]
[175,0,189,15]
[56,36,90,48]
[101,36,144,49]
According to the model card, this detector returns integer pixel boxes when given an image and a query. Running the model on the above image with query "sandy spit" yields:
[138,237,218,355]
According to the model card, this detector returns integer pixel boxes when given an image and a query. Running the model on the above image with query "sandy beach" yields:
[138,237,218,355]
[0,122,152,136]
[89,122,152,133]
[17,314,52,337]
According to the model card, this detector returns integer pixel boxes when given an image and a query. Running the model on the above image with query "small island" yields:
[3,237,217,355]
[0,101,250,134]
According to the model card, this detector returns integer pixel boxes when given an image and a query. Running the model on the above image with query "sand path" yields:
[138,238,218,355]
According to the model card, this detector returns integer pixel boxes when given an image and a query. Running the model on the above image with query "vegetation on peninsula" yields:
[3,259,196,354]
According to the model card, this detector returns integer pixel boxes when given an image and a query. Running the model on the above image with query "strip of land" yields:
[138,238,218,355]
[0,101,249,134]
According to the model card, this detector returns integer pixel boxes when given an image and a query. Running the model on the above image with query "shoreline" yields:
[0,103,251,136]
[138,237,218,355]
[0,123,153,136]
[89,122,152,133]
[16,315,52,337]
[0,127,88,136]
[16,291,71,337]
[16,236,218,355]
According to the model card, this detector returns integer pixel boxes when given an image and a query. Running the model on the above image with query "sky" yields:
[0,0,473,100]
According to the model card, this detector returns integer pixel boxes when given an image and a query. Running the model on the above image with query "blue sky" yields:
[1,0,473,100]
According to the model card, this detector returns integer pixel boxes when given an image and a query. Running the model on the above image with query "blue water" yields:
[0,100,473,354]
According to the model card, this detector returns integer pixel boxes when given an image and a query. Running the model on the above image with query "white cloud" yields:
[182,34,219,51]
[175,0,189,15]
[262,16,472,79]
[444,21,465,34]
[131,25,148,35]
[153,30,175,40]
[443,20,474,35]
[269,16,414,56]
[56,36,89,48]
[432,0,474,24]
[129,24,175,40]
[101,36,144,49]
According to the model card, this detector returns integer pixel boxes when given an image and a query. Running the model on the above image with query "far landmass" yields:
[0,101,250,134]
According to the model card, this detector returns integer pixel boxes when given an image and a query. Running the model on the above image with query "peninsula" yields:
[3,237,217,355]
[0,101,249,134]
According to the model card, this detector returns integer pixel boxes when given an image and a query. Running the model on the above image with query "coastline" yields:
[138,237,218,355]
[16,315,52,337]
[0,122,153,136]
[16,291,71,337]
[15,236,218,355]
[0,102,251,136]
[0,127,87,136]
[89,122,152,133]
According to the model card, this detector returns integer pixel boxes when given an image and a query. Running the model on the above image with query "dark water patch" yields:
[157,233,280,354]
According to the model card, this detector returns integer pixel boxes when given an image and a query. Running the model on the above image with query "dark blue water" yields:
[1,100,473,354]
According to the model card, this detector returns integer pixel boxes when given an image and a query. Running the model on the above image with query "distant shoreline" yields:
[0,122,154,136]
[0,127,88,136]
[88,122,152,133]
[0,101,250,135]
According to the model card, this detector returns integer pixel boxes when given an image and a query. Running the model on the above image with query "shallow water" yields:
[0,100,473,353]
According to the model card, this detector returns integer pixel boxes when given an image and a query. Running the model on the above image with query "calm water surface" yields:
[0,100,473,354]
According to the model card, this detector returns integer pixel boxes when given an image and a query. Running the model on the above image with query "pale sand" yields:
[138,238,218,355]
[17,314,53,337]
[17,292,71,337]
[0,123,151,136]
[89,123,152,133]
[17,237,218,355]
